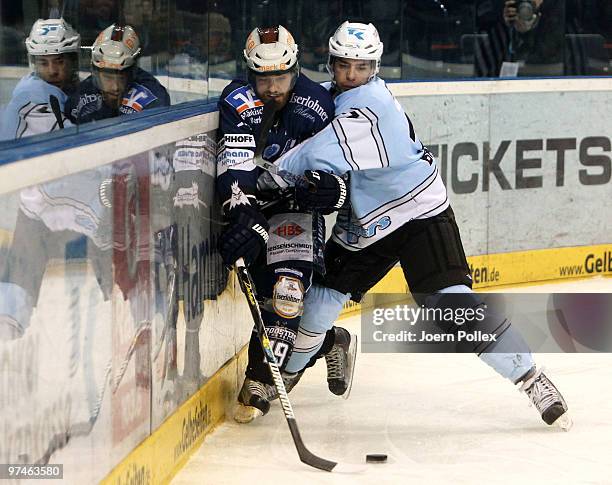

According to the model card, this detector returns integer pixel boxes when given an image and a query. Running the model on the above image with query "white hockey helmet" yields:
[243,25,299,75]
[25,18,80,56]
[92,24,141,71]
[327,21,383,80]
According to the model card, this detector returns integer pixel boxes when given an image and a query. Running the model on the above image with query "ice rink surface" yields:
[172,277,612,485]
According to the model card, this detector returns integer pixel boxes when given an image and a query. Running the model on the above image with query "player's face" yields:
[332,58,374,91]
[97,70,129,109]
[34,55,72,90]
[254,72,294,109]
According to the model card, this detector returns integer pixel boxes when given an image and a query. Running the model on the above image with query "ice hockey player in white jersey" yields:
[274,21,571,429]
[0,18,79,141]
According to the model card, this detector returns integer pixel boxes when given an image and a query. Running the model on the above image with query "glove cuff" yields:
[330,173,348,209]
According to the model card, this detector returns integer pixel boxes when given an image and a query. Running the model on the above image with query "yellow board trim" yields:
[100,346,248,485]
[339,244,612,317]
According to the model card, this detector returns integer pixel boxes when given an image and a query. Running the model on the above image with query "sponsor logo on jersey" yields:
[272,276,304,318]
[121,84,157,112]
[217,148,255,176]
[72,93,101,118]
[345,215,392,244]
[228,180,251,209]
[289,93,329,122]
[226,85,263,114]
[222,133,256,148]
[273,222,304,240]
[263,144,281,159]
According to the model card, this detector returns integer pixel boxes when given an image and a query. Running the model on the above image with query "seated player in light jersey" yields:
[67,23,170,123]
[0,18,79,141]
[274,21,570,429]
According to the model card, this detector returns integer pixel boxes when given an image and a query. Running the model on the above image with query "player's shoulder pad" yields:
[220,80,263,115]
[288,74,334,123]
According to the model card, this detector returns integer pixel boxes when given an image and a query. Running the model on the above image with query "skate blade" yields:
[342,333,358,400]
[234,403,263,424]
[552,412,573,431]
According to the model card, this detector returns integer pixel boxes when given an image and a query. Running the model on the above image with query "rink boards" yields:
[0,77,610,484]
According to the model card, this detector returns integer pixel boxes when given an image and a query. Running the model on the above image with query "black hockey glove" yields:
[219,205,269,267]
[295,170,348,215]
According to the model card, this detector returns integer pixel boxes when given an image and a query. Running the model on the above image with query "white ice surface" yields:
[172,277,612,485]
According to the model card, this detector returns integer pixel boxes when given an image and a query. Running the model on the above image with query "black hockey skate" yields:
[235,377,278,423]
[325,326,357,399]
[519,367,572,430]
[282,370,304,393]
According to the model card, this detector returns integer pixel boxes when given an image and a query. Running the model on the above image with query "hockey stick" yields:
[234,257,363,473]
[49,95,64,129]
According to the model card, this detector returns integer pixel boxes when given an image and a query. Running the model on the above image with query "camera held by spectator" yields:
[504,0,543,33]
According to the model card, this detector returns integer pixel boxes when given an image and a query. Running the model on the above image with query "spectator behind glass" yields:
[299,0,343,75]
[476,0,565,77]
[169,11,235,81]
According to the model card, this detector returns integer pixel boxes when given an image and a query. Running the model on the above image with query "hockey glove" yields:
[219,205,269,267]
[295,170,348,215]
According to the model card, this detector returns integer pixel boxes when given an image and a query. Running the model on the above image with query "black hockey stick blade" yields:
[286,418,365,473]
[234,258,365,473]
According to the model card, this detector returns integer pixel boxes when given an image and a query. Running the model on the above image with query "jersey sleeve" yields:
[275,108,391,176]
[216,88,259,216]
[0,82,73,140]
[277,81,430,179]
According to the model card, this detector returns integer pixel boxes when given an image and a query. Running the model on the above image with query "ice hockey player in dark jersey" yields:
[216,25,343,422]
[66,24,170,123]
[277,21,571,430]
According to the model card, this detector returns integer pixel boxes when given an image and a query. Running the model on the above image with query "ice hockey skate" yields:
[519,367,572,431]
[282,370,304,393]
[325,326,358,399]
[234,377,278,424]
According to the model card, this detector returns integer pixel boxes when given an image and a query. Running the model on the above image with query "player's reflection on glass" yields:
[0,168,114,341]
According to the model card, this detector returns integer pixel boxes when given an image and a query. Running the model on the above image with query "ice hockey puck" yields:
[366,454,388,463]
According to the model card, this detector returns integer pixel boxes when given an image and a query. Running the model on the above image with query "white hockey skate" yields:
[234,377,278,424]
[519,367,572,431]
[325,326,358,399]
